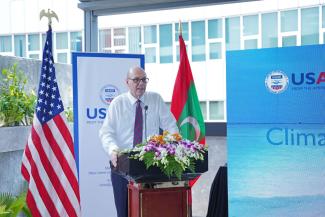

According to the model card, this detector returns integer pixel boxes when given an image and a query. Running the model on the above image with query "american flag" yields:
[21,26,81,217]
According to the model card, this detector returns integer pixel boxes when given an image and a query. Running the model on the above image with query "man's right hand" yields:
[110,150,118,167]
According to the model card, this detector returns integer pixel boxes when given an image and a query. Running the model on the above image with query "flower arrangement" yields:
[125,131,208,179]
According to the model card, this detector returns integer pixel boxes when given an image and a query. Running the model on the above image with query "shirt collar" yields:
[127,91,145,105]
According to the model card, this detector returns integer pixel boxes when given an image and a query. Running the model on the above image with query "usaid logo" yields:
[265,71,289,94]
[100,84,119,105]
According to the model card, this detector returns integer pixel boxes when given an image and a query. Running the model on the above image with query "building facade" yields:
[1,0,325,124]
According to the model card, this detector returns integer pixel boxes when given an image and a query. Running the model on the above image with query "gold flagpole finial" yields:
[40,9,59,27]
[179,20,182,36]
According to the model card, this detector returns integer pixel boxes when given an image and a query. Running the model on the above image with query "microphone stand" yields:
[144,105,148,141]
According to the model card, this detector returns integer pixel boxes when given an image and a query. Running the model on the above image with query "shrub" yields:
[0,63,36,126]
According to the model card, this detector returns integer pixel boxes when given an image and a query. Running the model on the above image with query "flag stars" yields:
[48,111,53,115]
[57,104,61,110]
[47,76,51,81]
[45,93,49,97]
[50,103,54,108]
[39,90,44,95]
[51,94,55,99]
[42,74,46,78]
[49,68,53,73]
[36,106,41,112]
[46,84,50,89]
[38,99,43,103]
[52,86,57,91]
[41,82,45,87]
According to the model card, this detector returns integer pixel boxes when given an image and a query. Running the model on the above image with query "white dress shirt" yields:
[99,91,179,159]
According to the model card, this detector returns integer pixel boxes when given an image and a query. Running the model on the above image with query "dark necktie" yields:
[133,100,143,146]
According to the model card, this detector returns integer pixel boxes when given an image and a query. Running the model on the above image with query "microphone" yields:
[144,105,148,140]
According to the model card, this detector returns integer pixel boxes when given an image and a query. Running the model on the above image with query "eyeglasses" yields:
[128,77,149,84]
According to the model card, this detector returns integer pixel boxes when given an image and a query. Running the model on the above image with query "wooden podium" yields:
[114,152,208,217]
[128,181,190,217]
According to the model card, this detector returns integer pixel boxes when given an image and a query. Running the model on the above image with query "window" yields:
[113,28,126,47]
[159,24,173,63]
[57,53,67,63]
[209,101,224,120]
[208,19,223,60]
[281,10,298,32]
[175,22,189,41]
[301,7,319,45]
[208,19,222,39]
[99,29,112,52]
[282,36,296,47]
[42,34,46,49]
[28,34,40,51]
[144,25,157,44]
[144,25,157,63]
[322,6,325,28]
[262,12,278,48]
[56,32,68,49]
[128,27,141,53]
[191,21,205,61]
[226,17,240,50]
[242,15,259,50]
[209,42,222,59]
[244,39,258,49]
[0,36,12,52]
[243,15,258,36]
[200,101,207,120]
[70,31,82,51]
[14,35,26,57]
[145,47,156,63]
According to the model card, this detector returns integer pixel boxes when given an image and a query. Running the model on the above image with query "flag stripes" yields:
[21,26,81,217]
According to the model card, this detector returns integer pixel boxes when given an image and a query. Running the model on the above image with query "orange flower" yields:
[172,133,182,141]
[150,135,165,144]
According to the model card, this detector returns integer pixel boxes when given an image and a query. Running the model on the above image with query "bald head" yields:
[127,66,146,79]
[126,66,148,98]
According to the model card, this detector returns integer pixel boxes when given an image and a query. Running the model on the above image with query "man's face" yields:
[126,68,148,98]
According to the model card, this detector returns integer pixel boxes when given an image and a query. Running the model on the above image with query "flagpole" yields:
[179,20,182,36]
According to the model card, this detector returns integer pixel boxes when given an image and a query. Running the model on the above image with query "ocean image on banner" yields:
[226,44,325,217]
[228,124,325,217]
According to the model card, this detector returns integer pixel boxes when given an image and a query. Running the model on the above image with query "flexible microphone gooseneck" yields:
[144,105,148,140]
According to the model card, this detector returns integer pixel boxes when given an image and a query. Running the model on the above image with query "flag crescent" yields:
[180,116,201,141]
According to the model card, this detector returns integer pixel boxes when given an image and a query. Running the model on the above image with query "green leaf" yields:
[0,63,36,126]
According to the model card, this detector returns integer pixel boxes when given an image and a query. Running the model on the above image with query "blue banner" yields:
[227,45,325,217]
[227,44,325,124]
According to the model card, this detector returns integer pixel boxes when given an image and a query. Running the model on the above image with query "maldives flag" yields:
[171,35,206,145]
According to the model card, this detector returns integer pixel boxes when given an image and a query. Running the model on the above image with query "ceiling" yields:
[78,0,257,16]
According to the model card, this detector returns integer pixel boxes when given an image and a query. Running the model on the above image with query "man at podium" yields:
[99,66,178,217]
